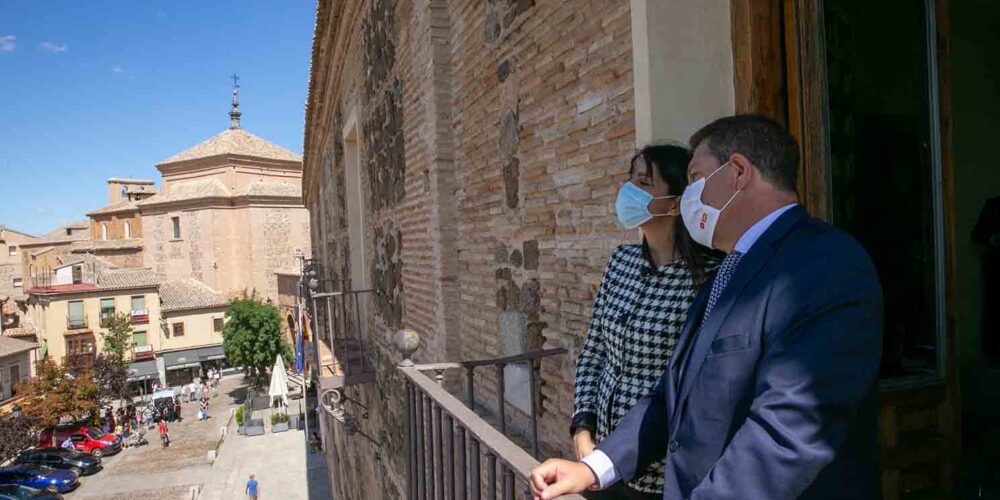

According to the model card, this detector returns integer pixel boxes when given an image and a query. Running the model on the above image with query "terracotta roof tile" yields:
[159,128,301,164]
[160,278,228,312]
[0,336,38,357]
[136,178,232,206]
[94,268,159,291]
[1,324,35,338]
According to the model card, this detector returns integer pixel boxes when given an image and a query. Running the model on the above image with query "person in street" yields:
[196,381,204,401]
[158,419,170,448]
[530,115,884,500]
[214,368,221,390]
[200,396,210,420]
[61,436,75,450]
[246,474,259,500]
[309,431,322,453]
[181,383,189,403]
[173,397,183,422]
[572,144,713,499]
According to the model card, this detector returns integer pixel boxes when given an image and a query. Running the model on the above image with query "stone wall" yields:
[305,0,636,498]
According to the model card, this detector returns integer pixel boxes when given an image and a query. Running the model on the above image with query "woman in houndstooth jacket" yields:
[572,144,715,499]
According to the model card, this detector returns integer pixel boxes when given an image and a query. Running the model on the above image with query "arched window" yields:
[124,221,131,239]
[101,223,108,240]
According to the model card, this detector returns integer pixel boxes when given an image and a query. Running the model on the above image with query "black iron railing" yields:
[308,283,376,390]
[397,336,582,500]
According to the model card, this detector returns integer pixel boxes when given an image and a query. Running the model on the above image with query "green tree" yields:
[222,291,292,385]
[93,312,133,405]
[17,359,99,428]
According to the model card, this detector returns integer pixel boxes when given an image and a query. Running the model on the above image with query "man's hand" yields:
[529,458,597,500]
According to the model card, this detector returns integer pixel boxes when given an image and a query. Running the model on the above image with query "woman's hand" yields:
[573,429,596,460]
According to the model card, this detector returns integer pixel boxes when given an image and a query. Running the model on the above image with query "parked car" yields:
[0,484,63,499]
[14,448,102,476]
[0,464,78,494]
[37,425,121,458]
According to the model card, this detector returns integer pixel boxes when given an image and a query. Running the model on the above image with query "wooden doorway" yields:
[732,1,958,498]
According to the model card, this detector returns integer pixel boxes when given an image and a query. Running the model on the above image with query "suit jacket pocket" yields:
[708,333,751,356]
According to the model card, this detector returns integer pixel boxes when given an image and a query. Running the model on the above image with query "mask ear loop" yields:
[650,195,680,217]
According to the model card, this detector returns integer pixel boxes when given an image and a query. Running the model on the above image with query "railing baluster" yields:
[486,452,497,500]
[470,438,481,500]
[408,381,417,500]
[431,402,440,500]
[466,366,475,411]
[417,391,427,500]
[528,361,539,459]
[496,364,506,435]
[338,292,350,375]
[502,466,513,500]
[425,394,434,500]
[353,291,365,371]
[444,415,454,500]
[324,296,334,344]
[456,426,466,500]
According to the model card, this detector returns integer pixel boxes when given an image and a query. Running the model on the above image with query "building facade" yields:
[0,225,38,304]
[26,264,228,391]
[303,1,1000,499]
[135,112,311,304]
[0,337,37,402]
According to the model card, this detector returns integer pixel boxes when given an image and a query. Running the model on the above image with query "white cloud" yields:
[112,65,124,74]
[0,35,15,53]
[38,41,67,53]
[34,207,53,216]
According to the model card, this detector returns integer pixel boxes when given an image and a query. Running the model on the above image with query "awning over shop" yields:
[162,349,201,371]
[127,360,158,381]
[197,345,225,361]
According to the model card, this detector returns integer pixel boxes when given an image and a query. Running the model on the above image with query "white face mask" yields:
[680,161,740,248]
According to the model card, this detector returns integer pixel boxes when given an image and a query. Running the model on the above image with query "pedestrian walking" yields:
[181,383,189,402]
[246,474,259,500]
[158,419,170,448]
[200,397,209,420]
[196,381,204,401]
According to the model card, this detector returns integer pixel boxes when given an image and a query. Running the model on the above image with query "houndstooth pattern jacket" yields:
[573,244,707,494]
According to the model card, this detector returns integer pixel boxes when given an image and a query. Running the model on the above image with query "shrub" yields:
[235,406,245,426]
[270,412,289,425]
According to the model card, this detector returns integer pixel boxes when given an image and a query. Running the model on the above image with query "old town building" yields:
[133,90,311,304]
[302,1,1000,499]
[25,257,228,391]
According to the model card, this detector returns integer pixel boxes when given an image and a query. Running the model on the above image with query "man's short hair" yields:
[689,114,800,192]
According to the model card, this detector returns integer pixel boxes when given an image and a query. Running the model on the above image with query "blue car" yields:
[0,484,63,499]
[0,464,77,494]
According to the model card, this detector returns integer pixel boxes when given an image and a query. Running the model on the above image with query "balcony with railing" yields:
[130,309,149,325]
[389,330,584,500]
[132,344,155,361]
[63,353,95,371]
[302,260,376,391]
[66,313,89,330]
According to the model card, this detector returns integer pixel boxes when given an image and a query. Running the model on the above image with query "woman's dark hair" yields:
[629,144,708,286]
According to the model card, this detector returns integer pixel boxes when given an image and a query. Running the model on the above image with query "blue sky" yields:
[0,1,316,235]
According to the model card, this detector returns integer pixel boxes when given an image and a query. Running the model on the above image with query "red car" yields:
[37,425,122,458]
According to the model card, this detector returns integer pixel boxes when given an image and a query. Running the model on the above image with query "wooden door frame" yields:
[731,0,960,495]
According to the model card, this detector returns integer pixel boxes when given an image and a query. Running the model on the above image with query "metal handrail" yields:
[401,364,584,500]
[416,348,568,458]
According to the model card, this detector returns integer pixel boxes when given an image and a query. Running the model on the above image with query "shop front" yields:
[126,359,159,397]
[162,349,202,387]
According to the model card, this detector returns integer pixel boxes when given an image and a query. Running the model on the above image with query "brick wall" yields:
[304,0,637,497]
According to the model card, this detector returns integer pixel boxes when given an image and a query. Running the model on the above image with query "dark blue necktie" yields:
[702,250,744,323]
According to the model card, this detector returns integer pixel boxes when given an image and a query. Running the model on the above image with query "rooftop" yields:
[0,336,37,358]
[1,324,36,339]
[107,178,155,185]
[159,278,228,312]
[158,128,302,165]
[21,221,91,248]
[94,268,160,291]
[86,200,140,216]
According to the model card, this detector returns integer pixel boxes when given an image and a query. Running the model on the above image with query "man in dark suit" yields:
[531,115,883,500]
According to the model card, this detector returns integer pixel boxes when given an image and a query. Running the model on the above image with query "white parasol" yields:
[268,354,290,409]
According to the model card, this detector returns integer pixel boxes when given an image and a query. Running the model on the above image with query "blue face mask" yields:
[615,181,678,229]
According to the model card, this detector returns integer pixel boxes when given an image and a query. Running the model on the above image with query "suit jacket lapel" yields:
[672,206,807,425]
